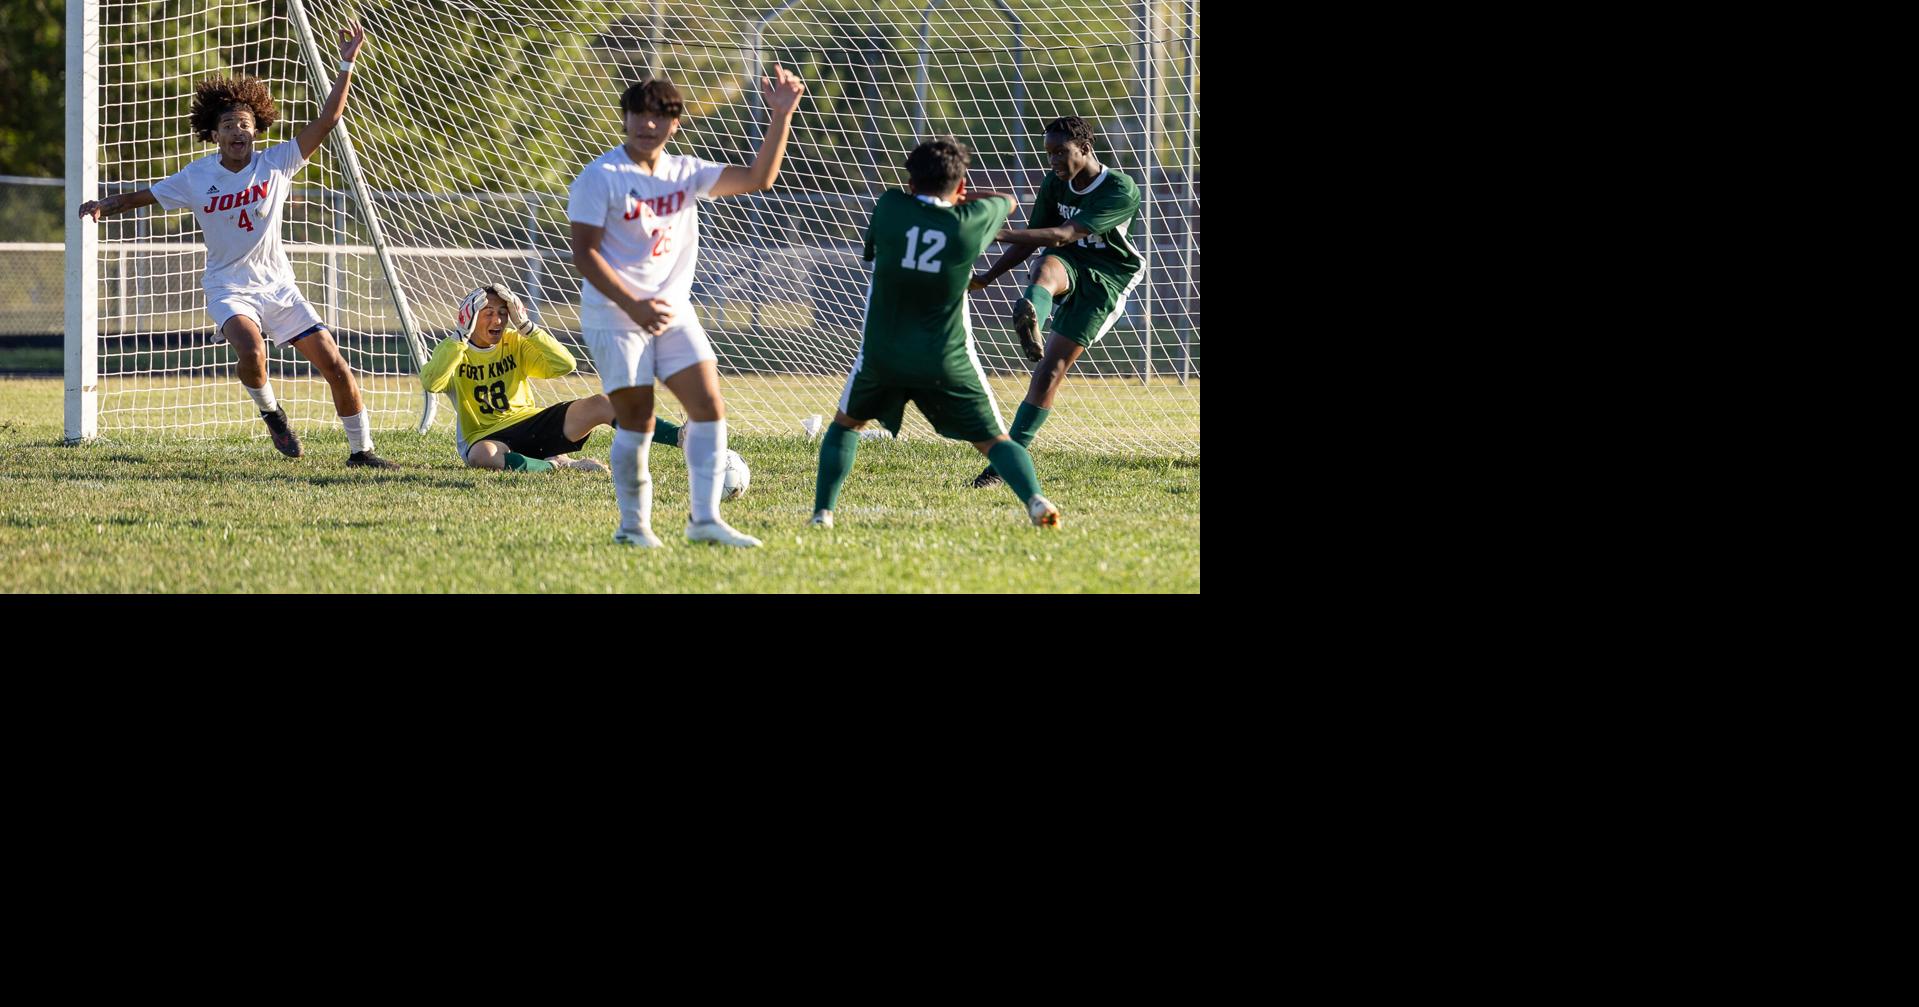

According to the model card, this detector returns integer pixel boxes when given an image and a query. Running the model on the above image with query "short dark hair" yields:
[190,75,278,142]
[1044,115,1094,151]
[905,137,970,194]
[621,79,684,118]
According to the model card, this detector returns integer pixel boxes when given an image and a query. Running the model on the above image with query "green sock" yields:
[986,441,1043,504]
[814,423,861,513]
[612,418,678,447]
[1021,284,1054,330]
[504,452,553,473]
[1009,401,1051,450]
[983,402,1052,478]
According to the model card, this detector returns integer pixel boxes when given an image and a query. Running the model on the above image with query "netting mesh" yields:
[93,0,1198,454]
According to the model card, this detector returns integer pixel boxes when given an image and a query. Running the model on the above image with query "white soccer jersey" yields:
[566,147,727,330]
[150,140,308,295]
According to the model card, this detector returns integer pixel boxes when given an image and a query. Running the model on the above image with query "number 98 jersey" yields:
[419,326,580,456]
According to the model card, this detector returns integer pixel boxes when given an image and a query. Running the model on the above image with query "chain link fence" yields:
[0,177,64,345]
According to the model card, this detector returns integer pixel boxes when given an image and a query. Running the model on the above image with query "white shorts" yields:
[209,284,326,347]
[583,319,717,394]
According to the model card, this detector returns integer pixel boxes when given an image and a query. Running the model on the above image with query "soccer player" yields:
[76,24,399,469]
[966,116,1143,489]
[420,283,613,473]
[567,69,804,549]
[809,138,1061,531]
[421,284,737,480]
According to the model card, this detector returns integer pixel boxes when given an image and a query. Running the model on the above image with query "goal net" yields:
[83,0,1199,455]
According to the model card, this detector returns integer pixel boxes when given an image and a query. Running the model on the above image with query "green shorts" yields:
[838,359,1007,444]
[1042,249,1145,348]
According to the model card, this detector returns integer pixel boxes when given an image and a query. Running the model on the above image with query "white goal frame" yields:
[67,0,1198,455]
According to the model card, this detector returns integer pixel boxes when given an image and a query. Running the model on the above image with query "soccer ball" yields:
[721,449,750,501]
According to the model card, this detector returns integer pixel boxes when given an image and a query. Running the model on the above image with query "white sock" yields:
[611,427,654,532]
[684,419,725,524]
[340,410,373,453]
[245,382,278,413]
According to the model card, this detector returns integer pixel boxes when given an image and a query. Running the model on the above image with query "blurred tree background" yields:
[0,0,64,178]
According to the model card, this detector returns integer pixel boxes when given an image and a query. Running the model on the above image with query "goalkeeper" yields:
[421,284,692,472]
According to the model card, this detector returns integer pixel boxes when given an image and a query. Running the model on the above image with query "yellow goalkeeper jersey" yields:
[420,326,578,454]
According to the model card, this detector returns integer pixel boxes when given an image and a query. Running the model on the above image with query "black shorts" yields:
[479,401,590,460]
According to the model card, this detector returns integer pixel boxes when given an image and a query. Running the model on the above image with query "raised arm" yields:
[959,186,1019,205]
[972,175,1082,285]
[298,24,368,160]
[960,190,1041,289]
[78,189,158,221]
[709,64,806,198]
[523,327,578,379]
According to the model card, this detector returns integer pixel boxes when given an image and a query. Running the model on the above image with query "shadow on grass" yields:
[2,512,407,531]
[27,467,481,491]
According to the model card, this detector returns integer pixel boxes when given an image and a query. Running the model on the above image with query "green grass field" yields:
[0,378,1198,593]
[49,367,1200,457]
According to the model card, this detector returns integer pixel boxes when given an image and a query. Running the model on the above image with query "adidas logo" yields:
[207,185,219,193]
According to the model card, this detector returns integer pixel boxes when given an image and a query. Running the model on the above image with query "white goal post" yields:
[67,0,1198,455]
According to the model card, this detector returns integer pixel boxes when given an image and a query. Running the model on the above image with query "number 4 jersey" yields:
[420,326,580,458]
[149,140,310,296]
[858,190,1011,379]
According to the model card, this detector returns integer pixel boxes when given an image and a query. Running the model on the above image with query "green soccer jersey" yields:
[1028,168,1143,277]
[859,189,1012,377]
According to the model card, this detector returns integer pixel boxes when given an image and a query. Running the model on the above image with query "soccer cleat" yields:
[346,451,401,469]
[563,456,610,474]
[970,465,1004,490]
[809,510,834,528]
[1013,298,1044,362]
[1027,495,1062,529]
[686,519,763,548]
[261,406,302,458]
[613,526,664,547]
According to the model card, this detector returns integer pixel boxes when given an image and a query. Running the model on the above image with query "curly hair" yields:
[905,137,970,194]
[190,75,278,142]
[621,79,685,119]
[1044,115,1095,151]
